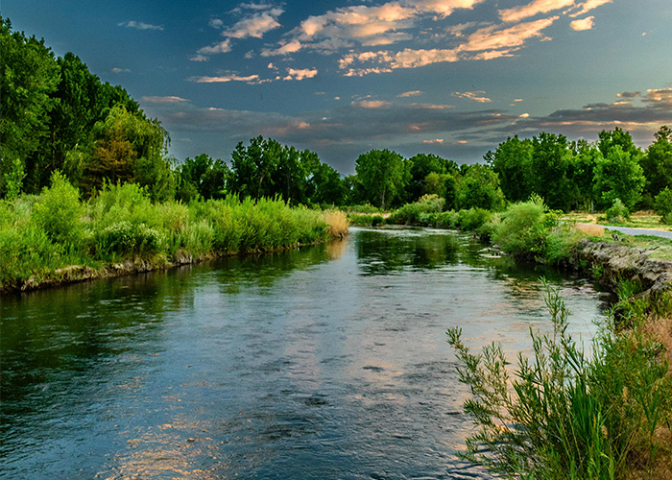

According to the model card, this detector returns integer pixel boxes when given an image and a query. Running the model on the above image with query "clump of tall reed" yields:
[0,176,344,291]
[447,281,672,480]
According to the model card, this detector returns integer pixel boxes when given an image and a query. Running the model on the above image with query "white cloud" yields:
[283,68,319,81]
[189,74,262,84]
[569,0,612,17]
[570,16,595,31]
[197,39,232,55]
[352,100,393,109]
[423,138,444,143]
[460,16,558,51]
[499,0,574,23]
[398,90,423,97]
[190,55,209,62]
[142,96,189,103]
[111,67,130,73]
[118,20,164,31]
[223,8,284,39]
[209,18,224,28]
[260,40,302,57]
[453,91,492,103]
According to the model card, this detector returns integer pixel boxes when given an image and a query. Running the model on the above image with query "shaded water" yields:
[0,227,608,480]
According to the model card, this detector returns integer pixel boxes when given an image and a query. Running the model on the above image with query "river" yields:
[0,227,608,480]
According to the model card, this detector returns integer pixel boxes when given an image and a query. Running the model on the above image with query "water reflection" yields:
[1,227,607,480]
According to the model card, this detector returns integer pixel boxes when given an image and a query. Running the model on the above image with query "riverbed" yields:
[0,227,608,479]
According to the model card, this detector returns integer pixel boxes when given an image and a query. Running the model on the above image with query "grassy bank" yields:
[0,173,348,292]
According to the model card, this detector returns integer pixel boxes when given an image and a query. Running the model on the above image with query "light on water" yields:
[0,227,608,480]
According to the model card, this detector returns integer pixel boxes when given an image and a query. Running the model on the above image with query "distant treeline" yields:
[2,16,671,214]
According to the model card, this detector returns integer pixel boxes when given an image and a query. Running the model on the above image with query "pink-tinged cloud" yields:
[645,88,672,104]
[260,39,303,57]
[460,16,558,51]
[189,74,261,84]
[197,39,232,55]
[283,68,319,81]
[411,0,485,17]
[142,96,189,103]
[453,91,492,103]
[499,0,574,23]
[223,8,284,38]
[569,0,612,17]
[352,100,392,109]
[392,48,460,68]
[398,90,423,97]
[570,16,595,31]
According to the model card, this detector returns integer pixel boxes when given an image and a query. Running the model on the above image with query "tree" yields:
[456,164,505,211]
[530,133,574,211]
[0,17,60,196]
[81,105,174,200]
[176,153,230,201]
[593,145,645,210]
[406,153,457,202]
[355,149,408,210]
[597,126,640,159]
[640,126,672,207]
[487,136,534,203]
[568,140,600,211]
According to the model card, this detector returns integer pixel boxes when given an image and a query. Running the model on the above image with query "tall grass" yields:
[0,178,344,290]
[447,281,672,480]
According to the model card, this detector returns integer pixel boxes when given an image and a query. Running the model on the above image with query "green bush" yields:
[605,198,630,223]
[458,207,491,232]
[388,194,445,225]
[654,188,672,225]
[447,282,672,480]
[32,172,85,245]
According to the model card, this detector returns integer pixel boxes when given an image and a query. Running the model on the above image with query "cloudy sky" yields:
[5,0,672,173]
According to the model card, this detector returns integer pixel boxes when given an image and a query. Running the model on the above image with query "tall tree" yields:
[597,126,640,158]
[406,153,457,202]
[530,132,573,211]
[355,149,407,210]
[640,126,672,206]
[0,17,60,196]
[487,136,534,203]
[456,164,505,211]
[593,145,645,210]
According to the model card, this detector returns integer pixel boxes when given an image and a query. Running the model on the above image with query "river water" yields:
[1,227,608,480]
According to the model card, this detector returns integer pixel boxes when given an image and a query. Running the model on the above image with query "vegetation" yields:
[448,282,672,480]
[0,177,345,291]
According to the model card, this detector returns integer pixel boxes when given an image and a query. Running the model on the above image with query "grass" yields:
[563,211,672,232]
[0,179,346,291]
[448,281,672,480]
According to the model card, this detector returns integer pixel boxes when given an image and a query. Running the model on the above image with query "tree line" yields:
[2,16,671,214]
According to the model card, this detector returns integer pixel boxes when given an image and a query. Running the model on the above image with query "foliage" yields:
[388,194,445,225]
[457,207,492,231]
[0,16,60,195]
[355,149,408,210]
[406,153,457,201]
[530,132,574,211]
[456,164,505,211]
[176,153,230,202]
[32,172,85,246]
[486,135,534,203]
[593,145,645,211]
[641,126,672,207]
[654,187,672,225]
[447,282,672,480]
[605,198,630,223]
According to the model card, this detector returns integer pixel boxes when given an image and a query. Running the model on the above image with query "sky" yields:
[4,0,672,174]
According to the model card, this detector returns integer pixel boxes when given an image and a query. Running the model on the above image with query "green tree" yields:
[176,153,230,201]
[81,105,174,200]
[355,149,408,210]
[487,135,534,203]
[640,126,672,207]
[568,140,600,211]
[597,126,640,159]
[406,153,457,202]
[456,164,505,211]
[593,145,645,210]
[0,17,60,196]
[530,133,574,211]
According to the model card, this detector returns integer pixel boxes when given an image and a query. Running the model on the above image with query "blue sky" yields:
[4,0,672,173]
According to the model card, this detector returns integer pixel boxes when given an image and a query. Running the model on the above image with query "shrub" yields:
[605,198,630,223]
[458,207,491,232]
[32,172,85,245]
[388,194,445,225]
[447,282,672,480]
[654,188,672,225]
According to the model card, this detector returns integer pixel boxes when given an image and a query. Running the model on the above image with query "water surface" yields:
[1,227,607,479]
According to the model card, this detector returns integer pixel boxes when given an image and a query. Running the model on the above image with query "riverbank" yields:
[0,179,349,294]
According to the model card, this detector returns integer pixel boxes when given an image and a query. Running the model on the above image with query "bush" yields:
[388,194,445,225]
[458,207,491,232]
[32,172,85,245]
[605,198,630,223]
[654,188,672,225]
[448,282,672,480]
